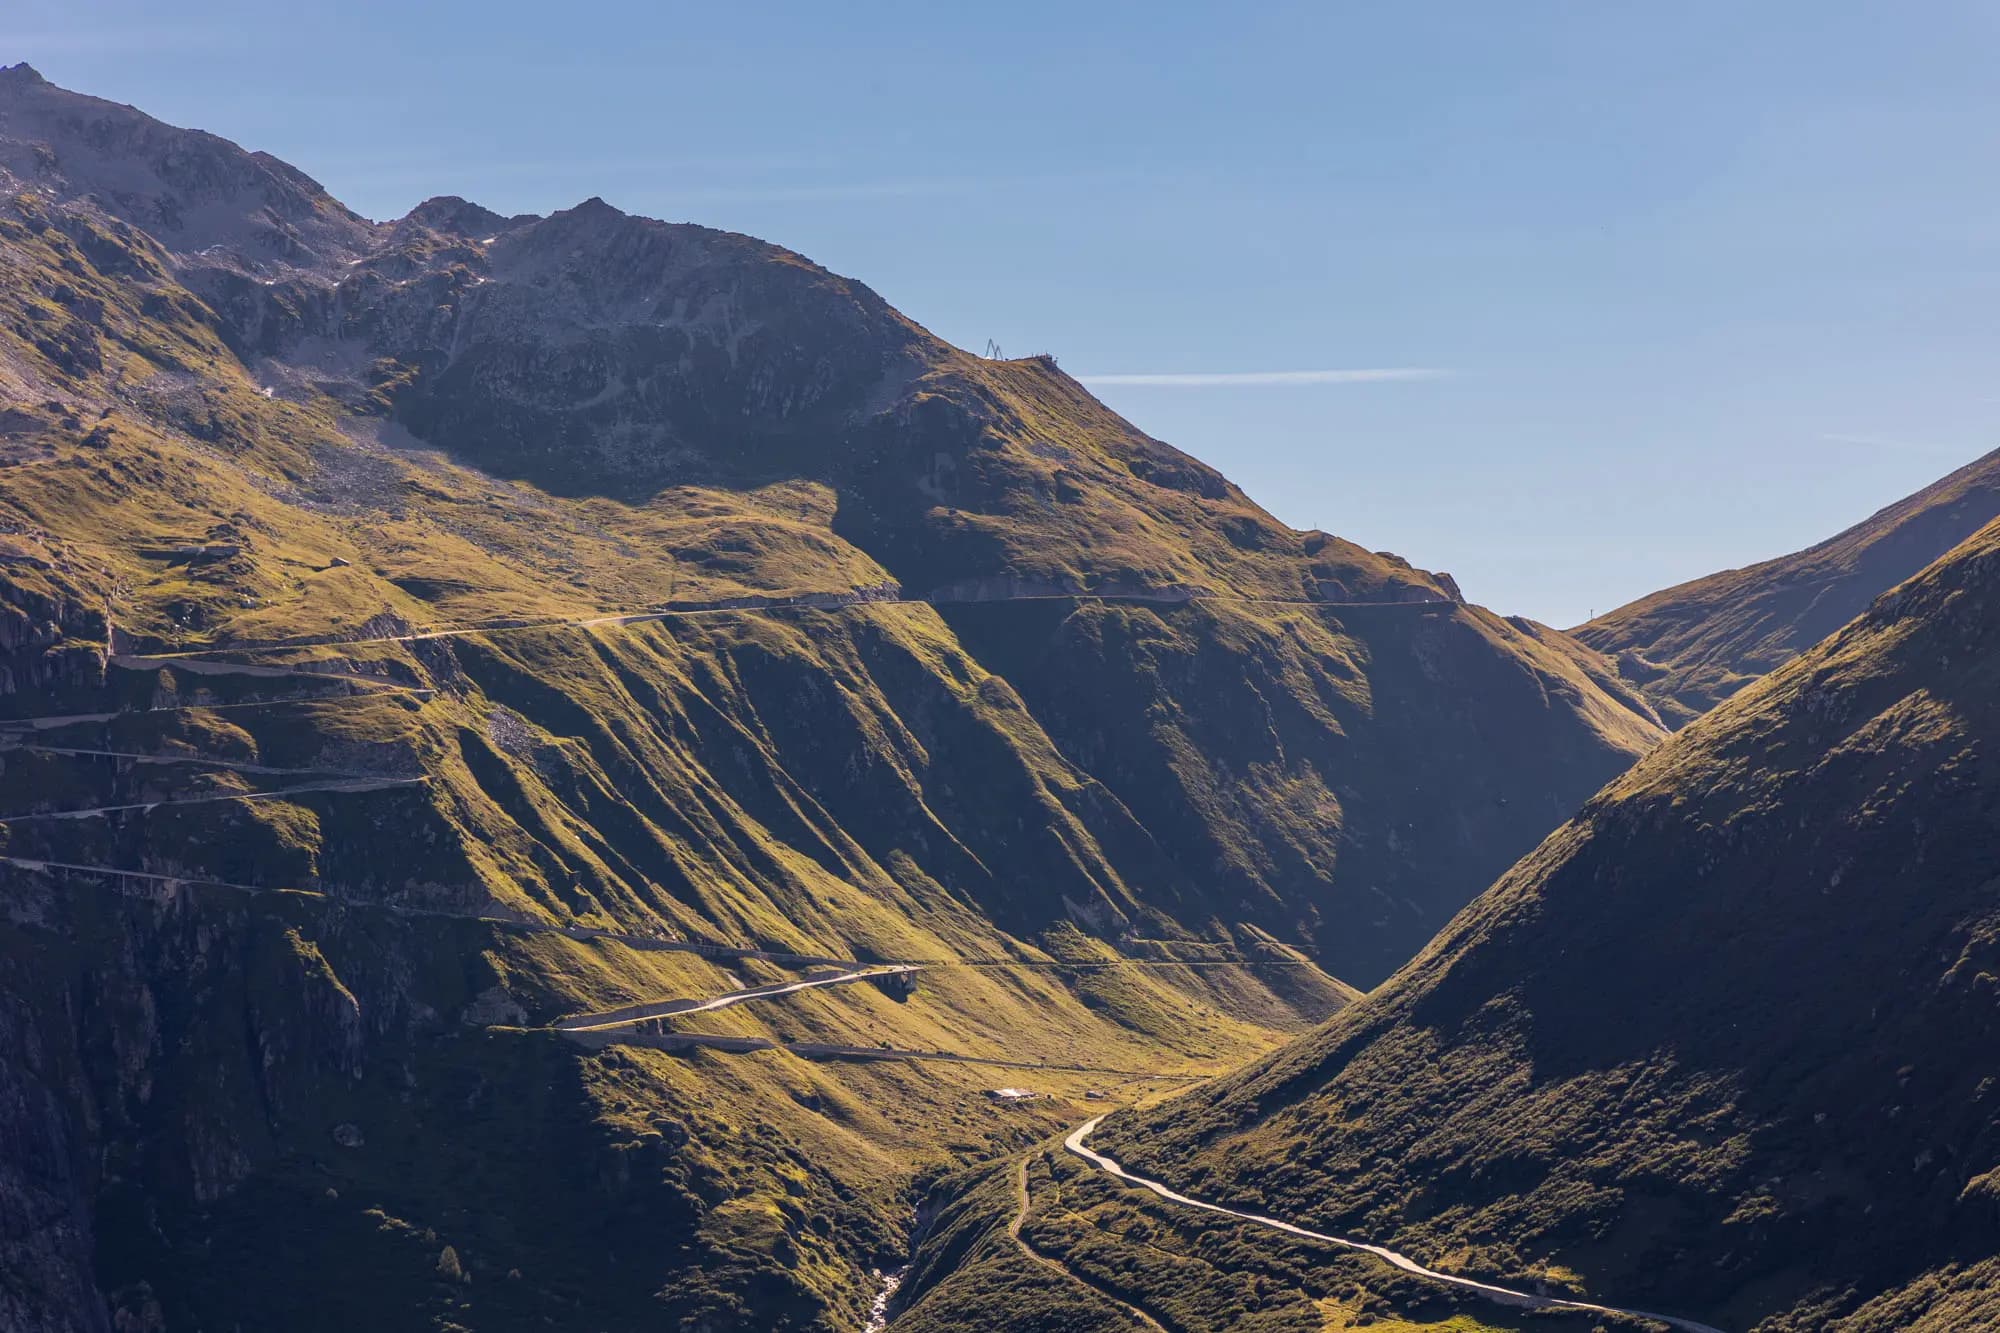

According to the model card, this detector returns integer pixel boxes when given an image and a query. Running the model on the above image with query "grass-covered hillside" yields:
[896,1135,1658,1333]
[1576,446,2000,725]
[1097,516,2000,1332]
[1,63,1661,1330]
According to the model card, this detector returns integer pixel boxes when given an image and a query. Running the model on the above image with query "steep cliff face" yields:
[0,873,893,1332]
[1102,517,2000,1332]
[0,543,108,706]
[0,65,1663,1329]
[1577,446,2000,725]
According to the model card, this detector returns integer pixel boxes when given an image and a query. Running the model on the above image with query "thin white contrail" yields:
[1075,368,1448,387]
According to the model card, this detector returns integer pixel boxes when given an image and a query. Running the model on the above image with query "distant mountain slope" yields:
[0,64,1660,1330]
[1576,447,2000,725]
[1101,516,2000,1331]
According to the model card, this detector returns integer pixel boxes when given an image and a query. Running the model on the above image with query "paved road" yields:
[1064,1117,1728,1333]
[1011,1154,1168,1333]
[567,1027,1204,1080]
[0,855,869,966]
[109,653,405,689]
[0,742,389,780]
[0,686,434,731]
[0,852,1321,974]
[0,776,424,823]
[119,588,1453,660]
[555,964,922,1033]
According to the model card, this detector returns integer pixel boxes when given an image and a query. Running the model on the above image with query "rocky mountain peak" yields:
[510,193,669,261]
[395,194,515,239]
[0,68,372,268]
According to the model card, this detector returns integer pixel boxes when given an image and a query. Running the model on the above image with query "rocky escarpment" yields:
[0,535,109,710]
[0,970,103,1333]
[0,865,858,1333]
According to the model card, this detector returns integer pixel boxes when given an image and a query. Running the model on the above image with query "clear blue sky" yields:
[10,2,1999,625]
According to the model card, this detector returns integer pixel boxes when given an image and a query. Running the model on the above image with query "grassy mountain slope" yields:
[1095,516,2000,1331]
[896,1140,1652,1333]
[1576,447,2000,725]
[1,64,1660,1330]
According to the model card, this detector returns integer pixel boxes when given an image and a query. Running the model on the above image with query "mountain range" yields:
[0,64,1664,1331]
[2,61,1996,1333]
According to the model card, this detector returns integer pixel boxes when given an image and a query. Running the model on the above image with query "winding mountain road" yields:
[0,775,425,824]
[0,852,1318,975]
[108,652,407,689]
[0,685,434,731]
[1011,1155,1169,1332]
[555,964,921,1032]
[118,587,1453,661]
[0,742,389,779]
[569,1027,1203,1080]
[1064,1117,1728,1333]
[0,855,867,967]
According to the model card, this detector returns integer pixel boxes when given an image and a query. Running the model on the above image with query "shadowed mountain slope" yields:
[1577,447,2000,725]
[0,64,1660,1330]
[1099,516,2000,1332]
